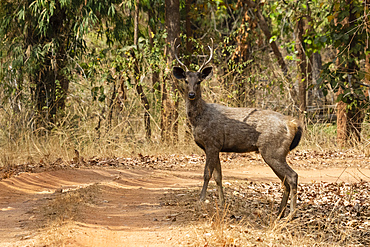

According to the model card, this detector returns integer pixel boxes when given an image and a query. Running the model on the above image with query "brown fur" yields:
[173,66,303,218]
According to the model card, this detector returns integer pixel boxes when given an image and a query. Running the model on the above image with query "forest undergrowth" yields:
[0,105,370,171]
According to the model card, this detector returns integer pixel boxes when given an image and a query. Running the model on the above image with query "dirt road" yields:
[1,153,370,246]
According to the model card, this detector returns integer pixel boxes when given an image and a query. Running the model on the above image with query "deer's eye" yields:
[185,80,189,84]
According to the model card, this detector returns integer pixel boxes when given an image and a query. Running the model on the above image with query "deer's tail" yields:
[289,124,303,151]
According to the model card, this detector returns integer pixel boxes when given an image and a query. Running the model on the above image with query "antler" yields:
[174,38,189,71]
[198,38,213,72]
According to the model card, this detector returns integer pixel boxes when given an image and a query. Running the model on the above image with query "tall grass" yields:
[303,115,370,155]
[0,84,196,169]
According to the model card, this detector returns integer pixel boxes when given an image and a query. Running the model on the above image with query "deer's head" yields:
[172,39,213,101]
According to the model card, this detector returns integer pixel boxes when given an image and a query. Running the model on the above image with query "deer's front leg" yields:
[199,157,214,202]
[200,149,224,206]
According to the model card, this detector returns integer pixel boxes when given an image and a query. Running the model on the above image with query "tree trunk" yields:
[337,89,363,147]
[162,0,180,144]
[33,55,69,128]
[29,2,70,129]
[336,87,347,147]
[312,52,324,105]
[365,2,370,102]
[244,0,287,75]
[295,11,313,121]
[133,0,151,141]
[107,78,117,128]
[184,0,193,142]
[295,17,307,120]
[136,83,152,140]
[148,9,160,94]
[185,0,193,65]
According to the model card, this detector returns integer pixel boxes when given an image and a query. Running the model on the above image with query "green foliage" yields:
[319,0,369,109]
[0,0,127,123]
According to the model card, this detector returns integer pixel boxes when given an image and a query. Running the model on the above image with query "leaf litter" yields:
[161,180,370,246]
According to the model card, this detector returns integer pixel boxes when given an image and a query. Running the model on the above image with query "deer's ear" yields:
[201,67,213,80]
[173,67,186,80]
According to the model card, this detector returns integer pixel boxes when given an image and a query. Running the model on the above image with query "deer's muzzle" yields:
[188,92,196,100]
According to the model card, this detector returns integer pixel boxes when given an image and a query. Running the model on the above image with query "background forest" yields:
[0,0,370,164]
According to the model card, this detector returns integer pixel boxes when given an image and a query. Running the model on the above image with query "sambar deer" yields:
[172,40,303,218]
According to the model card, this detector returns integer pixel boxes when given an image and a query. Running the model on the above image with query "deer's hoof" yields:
[198,199,210,204]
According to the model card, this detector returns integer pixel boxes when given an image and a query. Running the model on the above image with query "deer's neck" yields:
[186,98,206,126]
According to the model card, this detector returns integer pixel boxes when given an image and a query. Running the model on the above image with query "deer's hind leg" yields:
[260,150,298,218]
[213,152,224,206]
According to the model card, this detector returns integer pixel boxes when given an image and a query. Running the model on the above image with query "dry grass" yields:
[1,104,369,171]
[302,118,370,156]
[0,107,199,172]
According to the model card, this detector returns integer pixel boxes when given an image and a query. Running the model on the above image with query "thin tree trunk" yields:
[243,0,287,74]
[295,11,313,121]
[365,1,370,102]
[136,83,152,140]
[133,0,151,141]
[336,87,347,147]
[148,10,160,93]
[184,0,193,142]
[185,0,192,65]
[335,0,347,147]
[162,0,180,144]
[160,82,169,142]
[107,79,117,128]
[134,0,139,46]
[312,52,324,105]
